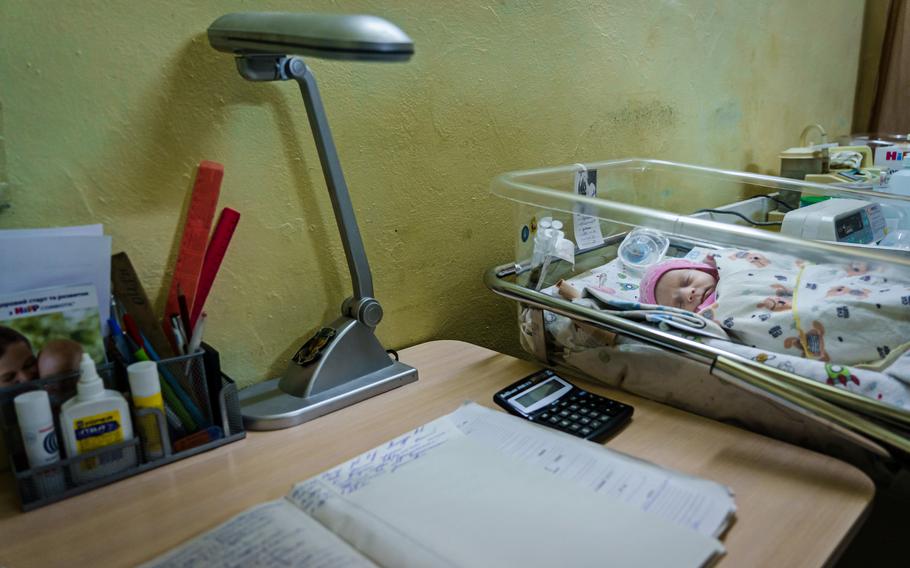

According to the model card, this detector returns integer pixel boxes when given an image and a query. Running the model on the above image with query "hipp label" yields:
[875,145,909,167]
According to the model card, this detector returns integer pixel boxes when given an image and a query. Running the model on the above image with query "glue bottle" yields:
[60,354,135,483]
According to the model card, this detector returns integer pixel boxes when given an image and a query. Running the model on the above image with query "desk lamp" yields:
[207,12,418,430]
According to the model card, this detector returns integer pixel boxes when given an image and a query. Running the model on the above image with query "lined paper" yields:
[139,500,377,568]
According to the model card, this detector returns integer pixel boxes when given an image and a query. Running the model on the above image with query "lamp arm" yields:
[285,57,374,302]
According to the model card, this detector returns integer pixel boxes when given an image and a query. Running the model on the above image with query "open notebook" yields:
[143,403,736,568]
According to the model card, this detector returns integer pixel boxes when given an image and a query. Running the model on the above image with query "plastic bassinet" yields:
[486,159,910,470]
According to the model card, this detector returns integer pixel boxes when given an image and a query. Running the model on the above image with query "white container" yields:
[886,167,910,197]
[14,390,65,497]
[127,361,166,460]
[60,354,135,484]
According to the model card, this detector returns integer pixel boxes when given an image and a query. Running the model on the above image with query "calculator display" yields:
[514,378,564,409]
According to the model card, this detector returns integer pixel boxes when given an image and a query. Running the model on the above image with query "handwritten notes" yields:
[139,500,377,568]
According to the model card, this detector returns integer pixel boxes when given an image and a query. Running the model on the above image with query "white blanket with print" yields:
[700,249,910,367]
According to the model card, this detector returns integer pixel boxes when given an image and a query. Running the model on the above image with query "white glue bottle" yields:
[14,390,65,498]
[60,353,135,484]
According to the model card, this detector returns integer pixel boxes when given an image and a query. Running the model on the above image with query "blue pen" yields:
[108,318,134,363]
[140,332,209,428]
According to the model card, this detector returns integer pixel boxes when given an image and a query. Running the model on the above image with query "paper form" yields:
[139,500,378,568]
[450,403,736,537]
[0,231,111,334]
[290,426,724,568]
[573,166,605,250]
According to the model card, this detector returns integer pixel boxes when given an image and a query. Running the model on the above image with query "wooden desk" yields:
[0,340,873,567]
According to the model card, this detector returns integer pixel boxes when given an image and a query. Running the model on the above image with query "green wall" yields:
[0,1,864,387]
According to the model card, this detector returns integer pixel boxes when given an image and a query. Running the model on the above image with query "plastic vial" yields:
[14,390,66,498]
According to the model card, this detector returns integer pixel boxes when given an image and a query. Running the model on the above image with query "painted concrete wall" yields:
[0,1,864,387]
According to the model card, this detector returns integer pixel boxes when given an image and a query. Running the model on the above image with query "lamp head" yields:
[207,12,413,62]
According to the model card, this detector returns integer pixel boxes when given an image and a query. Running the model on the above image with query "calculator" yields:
[494,369,633,442]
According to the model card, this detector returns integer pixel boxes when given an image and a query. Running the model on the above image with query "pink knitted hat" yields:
[639,259,718,306]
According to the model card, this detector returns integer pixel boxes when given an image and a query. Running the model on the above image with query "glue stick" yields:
[128,361,167,460]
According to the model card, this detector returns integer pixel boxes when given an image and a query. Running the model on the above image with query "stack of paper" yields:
[146,403,735,568]
[0,224,111,334]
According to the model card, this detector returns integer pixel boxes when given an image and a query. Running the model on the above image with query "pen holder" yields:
[0,345,245,511]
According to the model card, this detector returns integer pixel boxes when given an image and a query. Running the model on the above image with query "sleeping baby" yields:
[657,250,910,366]
[560,249,910,367]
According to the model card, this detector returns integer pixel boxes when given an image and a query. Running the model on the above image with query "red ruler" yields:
[163,161,223,347]
[191,207,241,327]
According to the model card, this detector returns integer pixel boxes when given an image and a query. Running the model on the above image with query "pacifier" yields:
[618,228,669,275]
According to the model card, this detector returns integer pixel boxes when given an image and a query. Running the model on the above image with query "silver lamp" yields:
[208,12,418,430]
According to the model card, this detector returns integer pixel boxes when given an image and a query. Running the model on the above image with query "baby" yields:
[639,259,718,313]
[37,339,84,379]
[0,326,39,387]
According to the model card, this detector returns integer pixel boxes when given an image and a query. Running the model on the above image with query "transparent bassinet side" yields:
[495,158,910,278]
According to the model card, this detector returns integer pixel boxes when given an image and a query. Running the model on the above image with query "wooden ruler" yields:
[163,161,223,344]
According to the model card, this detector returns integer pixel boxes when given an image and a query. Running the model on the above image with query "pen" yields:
[124,313,203,430]
[107,318,134,363]
[170,314,187,355]
[186,312,207,355]
[139,330,205,430]
[177,284,193,338]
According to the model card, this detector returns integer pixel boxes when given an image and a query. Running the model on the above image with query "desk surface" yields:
[0,340,873,567]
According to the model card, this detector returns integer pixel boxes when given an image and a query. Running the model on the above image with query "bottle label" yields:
[133,392,164,410]
[133,393,165,459]
[73,411,124,462]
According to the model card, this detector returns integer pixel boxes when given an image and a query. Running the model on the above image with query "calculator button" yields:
[579,408,589,415]
[569,423,581,431]
[559,420,571,428]
[576,390,588,396]
[569,404,579,410]
[558,410,570,417]
[580,427,592,436]
[558,401,568,407]
[590,420,603,429]
[580,417,591,425]
[548,416,560,424]
[540,412,550,419]
[569,413,580,421]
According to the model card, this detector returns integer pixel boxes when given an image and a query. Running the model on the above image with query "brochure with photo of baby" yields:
[0,283,105,392]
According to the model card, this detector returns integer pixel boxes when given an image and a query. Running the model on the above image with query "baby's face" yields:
[655,268,717,312]
[0,340,39,387]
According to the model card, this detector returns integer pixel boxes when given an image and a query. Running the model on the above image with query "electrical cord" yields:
[386,349,399,361]
[756,194,795,211]
[695,209,783,226]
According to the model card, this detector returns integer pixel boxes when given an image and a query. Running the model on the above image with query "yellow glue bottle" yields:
[60,353,135,483]
[127,361,166,460]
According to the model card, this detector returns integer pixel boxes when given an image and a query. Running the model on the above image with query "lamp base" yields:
[239,361,418,430]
